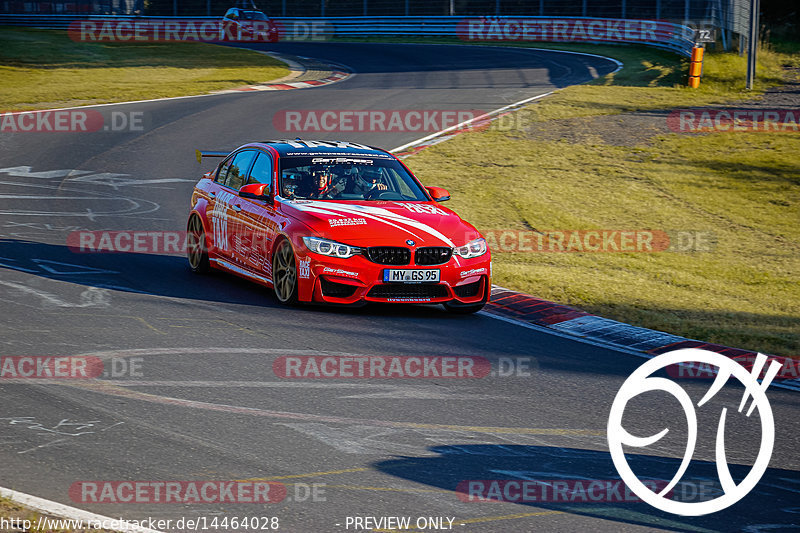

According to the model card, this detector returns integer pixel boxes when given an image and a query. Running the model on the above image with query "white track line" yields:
[478,291,800,393]
[388,48,799,394]
[390,46,623,153]
[390,91,554,153]
[0,486,163,533]
[1,52,352,113]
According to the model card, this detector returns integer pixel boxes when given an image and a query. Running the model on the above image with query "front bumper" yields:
[297,253,491,306]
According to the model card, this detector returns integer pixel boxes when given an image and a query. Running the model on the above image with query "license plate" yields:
[383,269,440,283]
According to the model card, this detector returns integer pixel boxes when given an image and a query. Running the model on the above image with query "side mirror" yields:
[239,183,270,200]
[426,186,451,202]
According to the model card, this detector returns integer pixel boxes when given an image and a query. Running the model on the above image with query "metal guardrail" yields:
[0,14,697,56]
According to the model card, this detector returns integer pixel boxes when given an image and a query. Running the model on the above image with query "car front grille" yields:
[367,284,450,299]
[414,247,452,266]
[320,278,358,298]
[453,280,482,298]
[364,247,411,265]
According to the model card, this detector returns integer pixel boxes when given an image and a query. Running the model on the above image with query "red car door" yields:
[235,151,282,281]
[210,150,257,265]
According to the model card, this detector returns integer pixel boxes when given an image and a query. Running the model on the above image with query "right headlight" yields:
[302,236,361,259]
[453,238,487,259]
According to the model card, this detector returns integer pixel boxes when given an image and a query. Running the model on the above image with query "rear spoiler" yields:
[195,149,229,164]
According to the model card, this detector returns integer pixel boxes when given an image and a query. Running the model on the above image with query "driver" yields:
[280,171,304,199]
[305,167,342,199]
[350,167,388,196]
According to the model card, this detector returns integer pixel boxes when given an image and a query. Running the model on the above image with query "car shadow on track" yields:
[0,238,466,317]
[374,444,799,532]
[0,237,279,305]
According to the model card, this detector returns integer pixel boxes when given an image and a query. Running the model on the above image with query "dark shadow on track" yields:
[228,42,620,88]
[2,238,797,377]
[374,444,800,532]
[0,238,281,307]
[0,238,472,319]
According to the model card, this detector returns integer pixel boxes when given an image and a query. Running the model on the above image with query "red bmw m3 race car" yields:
[187,139,491,313]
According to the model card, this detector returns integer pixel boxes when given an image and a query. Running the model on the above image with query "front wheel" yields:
[443,300,486,314]
[272,239,298,305]
[187,215,211,274]
[444,290,488,314]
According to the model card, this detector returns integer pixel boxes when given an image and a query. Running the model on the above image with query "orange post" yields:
[688,46,704,88]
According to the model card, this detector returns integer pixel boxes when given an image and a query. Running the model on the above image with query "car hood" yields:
[278,199,481,247]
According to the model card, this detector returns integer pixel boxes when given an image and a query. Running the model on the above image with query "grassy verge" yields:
[0,27,289,111]
[337,36,798,106]
[2,28,796,355]
[0,496,104,532]
[396,39,799,356]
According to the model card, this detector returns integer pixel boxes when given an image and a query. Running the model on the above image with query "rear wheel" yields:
[187,215,210,274]
[272,239,298,305]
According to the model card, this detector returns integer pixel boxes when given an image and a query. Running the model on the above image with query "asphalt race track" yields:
[0,43,798,532]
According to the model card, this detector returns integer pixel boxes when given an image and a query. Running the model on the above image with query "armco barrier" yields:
[0,14,697,55]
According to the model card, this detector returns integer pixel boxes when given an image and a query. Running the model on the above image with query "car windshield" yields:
[279,156,429,201]
[241,10,268,20]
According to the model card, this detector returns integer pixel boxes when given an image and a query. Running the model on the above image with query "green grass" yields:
[398,39,800,356]
[339,36,799,108]
[0,27,289,110]
[3,27,797,355]
[517,46,797,120]
[0,496,106,532]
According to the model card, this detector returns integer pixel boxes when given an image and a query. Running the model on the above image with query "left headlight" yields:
[302,236,361,259]
[453,237,488,259]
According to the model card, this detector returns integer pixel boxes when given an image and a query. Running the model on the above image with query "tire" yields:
[272,238,298,305]
[187,215,211,274]
[444,289,488,314]
[443,300,486,314]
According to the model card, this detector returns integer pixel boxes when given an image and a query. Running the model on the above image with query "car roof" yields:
[253,140,392,157]
[225,8,266,14]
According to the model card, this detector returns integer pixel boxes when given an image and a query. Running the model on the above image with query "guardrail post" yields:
[745,0,760,90]
[688,45,704,88]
